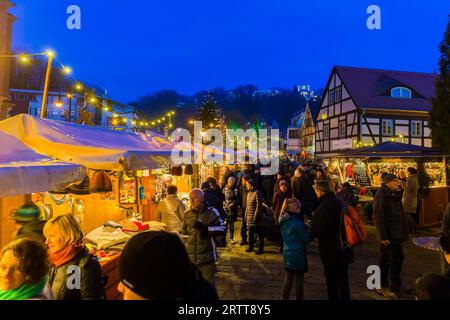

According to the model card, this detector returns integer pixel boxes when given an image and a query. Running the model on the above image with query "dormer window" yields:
[391,87,412,99]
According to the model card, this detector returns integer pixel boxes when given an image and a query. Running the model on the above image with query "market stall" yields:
[0,130,86,249]
[335,142,449,227]
[0,114,178,299]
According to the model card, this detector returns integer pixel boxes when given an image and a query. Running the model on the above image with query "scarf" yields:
[49,242,84,267]
[0,276,47,300]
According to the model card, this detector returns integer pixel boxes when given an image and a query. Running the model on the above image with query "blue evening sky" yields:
[10,0,450,103]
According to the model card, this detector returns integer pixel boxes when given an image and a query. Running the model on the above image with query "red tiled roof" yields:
[335,66,436,112]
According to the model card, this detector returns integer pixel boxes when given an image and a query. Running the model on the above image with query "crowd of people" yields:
[1,160,449,300]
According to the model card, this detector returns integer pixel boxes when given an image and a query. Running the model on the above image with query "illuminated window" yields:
[382,119,394,136]
[411,121,422,137]
[391,87,412,99]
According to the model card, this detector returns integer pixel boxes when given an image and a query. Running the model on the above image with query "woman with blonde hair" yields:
[279,198,312,300]
[43,214,106,300]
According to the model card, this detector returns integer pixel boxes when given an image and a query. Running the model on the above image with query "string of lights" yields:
[12,50,176,129]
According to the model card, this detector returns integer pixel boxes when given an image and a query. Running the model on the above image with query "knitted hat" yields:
[14,204,41,223]
[119,231,192,299]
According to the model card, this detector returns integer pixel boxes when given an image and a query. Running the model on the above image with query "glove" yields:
[194,221,209,239]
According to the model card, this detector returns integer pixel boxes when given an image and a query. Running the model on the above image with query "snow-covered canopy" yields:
[0,114,174,171]
[0,130,86,197]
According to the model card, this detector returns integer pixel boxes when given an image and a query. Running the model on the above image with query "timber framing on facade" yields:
[300,102,316,157]
[314,66,436,159]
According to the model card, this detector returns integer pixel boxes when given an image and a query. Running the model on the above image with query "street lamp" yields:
[66,93,74,122]
[40,50,55,119]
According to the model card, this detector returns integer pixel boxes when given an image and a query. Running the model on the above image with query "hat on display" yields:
[67,176,91,195]
[90,170,113,193]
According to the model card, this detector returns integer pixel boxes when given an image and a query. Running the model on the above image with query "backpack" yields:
[339,205,366,249]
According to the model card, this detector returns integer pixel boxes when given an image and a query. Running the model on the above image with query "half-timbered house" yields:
[300,102,318,158]
[314,66,435,158]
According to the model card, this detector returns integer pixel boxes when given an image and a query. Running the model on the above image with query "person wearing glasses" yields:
[0,238,53,300]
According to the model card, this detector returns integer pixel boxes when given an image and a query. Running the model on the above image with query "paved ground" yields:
[215,220,442,300]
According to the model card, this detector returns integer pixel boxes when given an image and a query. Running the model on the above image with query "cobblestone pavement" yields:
[215,220,441,300]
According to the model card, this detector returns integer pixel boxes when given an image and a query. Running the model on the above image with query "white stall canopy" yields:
[0,114,174,171]
[0,131,86,197]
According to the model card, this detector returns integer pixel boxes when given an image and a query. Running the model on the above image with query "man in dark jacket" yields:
[311,180,352,301]
[237,175,252,245]
[12,204,46,243]
[201,182,226,220]
[296,171,318,220]
[182,189,225,290]
[373,174,410,299]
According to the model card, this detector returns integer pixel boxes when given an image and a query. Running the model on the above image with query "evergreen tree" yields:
[197,94,225,129]
[430,16,450,153]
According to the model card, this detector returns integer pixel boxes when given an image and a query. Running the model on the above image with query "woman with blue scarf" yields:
[0,238,53,300]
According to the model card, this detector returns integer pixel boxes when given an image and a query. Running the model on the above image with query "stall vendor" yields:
[12,204,46,244]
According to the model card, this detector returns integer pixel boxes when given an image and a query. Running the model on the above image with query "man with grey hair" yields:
[311,180,352,301]
[373,174,410,299]
[182,188,225,291]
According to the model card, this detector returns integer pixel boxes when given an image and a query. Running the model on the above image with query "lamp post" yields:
[66,92,73,122]
[40,51,54,119]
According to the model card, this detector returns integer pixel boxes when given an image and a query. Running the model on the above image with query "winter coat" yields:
[253,173,263,191]
[292,176,318,207]
[223,185,238,222]
[238,185,249,212]
[374,186,409,242]
[442,202,450,233]
[156,195,186,233]
[261,175,275,206]
[202,189,226,220]
[15,219,46,243]
[311,192,353,267]
[48,248,106,300]
[337,190,358,208]
[272,190,292,224]
[402,174,419,214]
[182,204,225,266]
[245,188,263,227]
[279,211,312,271]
